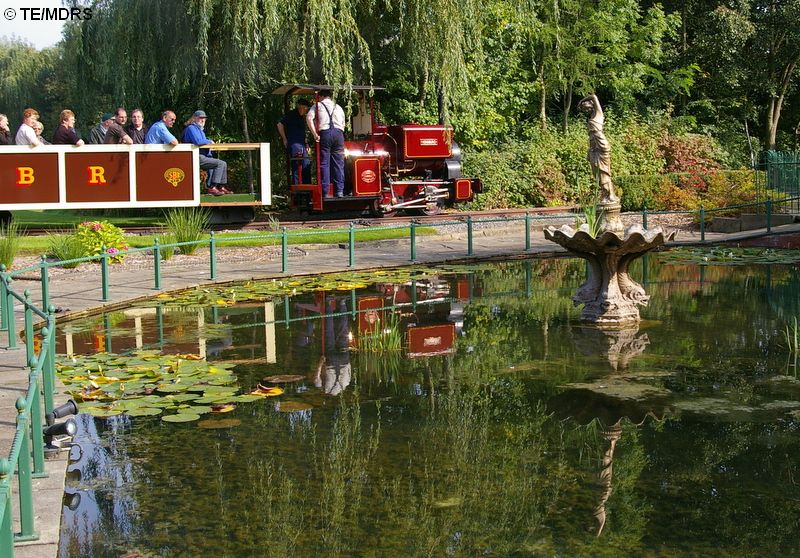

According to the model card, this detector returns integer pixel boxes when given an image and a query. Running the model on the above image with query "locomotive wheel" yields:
[370,199,396,218]
[413,200,443,216]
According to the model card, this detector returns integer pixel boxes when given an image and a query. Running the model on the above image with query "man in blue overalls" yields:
[306,89,346,197]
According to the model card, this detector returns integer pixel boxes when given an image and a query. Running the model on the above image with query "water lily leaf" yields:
[249,386,284,397]
[194,395,235,404]
[86,407,123,418]
[188,405,214,414]
[198,419,241,429]
[211,403,236,413]
[263,375,305,384]
[161,413,201,423]
[234,394,264,403]
[277,401,313,413]
[156,384,188,393]
[127,407,163,417]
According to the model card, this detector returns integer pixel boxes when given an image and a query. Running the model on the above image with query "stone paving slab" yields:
[1,220,798,557]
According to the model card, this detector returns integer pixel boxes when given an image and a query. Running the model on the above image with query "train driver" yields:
[277,98,311,184]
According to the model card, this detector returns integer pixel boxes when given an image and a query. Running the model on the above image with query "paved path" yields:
[2,219,799,557]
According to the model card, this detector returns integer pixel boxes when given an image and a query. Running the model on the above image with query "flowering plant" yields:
[75,221,129,263]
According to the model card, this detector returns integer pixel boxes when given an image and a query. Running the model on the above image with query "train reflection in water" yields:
[56,273,478,396]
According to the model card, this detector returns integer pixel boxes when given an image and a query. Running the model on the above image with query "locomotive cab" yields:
[272,83,481,217]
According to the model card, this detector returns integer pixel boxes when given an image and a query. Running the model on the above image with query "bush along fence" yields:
[0,196,798,554]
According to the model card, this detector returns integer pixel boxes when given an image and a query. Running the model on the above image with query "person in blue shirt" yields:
[182,110,230,196]
[277,99,311,184]
[144,110,179,146]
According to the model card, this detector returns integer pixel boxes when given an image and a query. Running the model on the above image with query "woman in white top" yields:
[15,108,42,146]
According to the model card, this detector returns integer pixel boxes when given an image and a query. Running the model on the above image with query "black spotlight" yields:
[46,399,79,426]
[43,418,77,458]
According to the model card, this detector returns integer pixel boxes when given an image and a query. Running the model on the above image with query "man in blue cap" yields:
[87,112,114,144]
[182,110,230,196]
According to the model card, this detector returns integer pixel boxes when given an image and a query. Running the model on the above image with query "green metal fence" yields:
[0,198,798,554]
[756,151,800,211]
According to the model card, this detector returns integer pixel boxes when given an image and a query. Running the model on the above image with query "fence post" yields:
[410,221,417,262]
[467,216,474,257]
[15,397,38,542]
[700,206,705,242]
[5,276,16,349]
[524,213,531,251]
[153,238,161,290]
[0,459,14,555]
[44,308,56,414]
[40,255,50,311]
[766,198,772,232]
[348,222,355,268]
[100,246,109,302]
[0,265,7,332]
[209,231,217,280]
[28,355,46,478]
[281,227,288,273]
[642,206,648,230]
[24,291,34,368]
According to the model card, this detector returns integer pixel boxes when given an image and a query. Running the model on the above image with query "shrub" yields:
[75,221,129,263]
[163,208,210,255]
[0,219,22,269]
[47,232,86,268]
[653,178,703,211]
[658,134,721,191]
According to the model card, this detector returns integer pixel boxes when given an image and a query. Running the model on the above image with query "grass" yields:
[0,219,23,269]
[13,226,436,255]
[46,232,85,268]
[11,210,159,228]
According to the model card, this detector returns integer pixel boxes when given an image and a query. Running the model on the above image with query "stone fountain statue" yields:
[544,94,676,325]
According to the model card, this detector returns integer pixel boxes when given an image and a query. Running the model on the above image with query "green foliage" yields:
[575,204,603,238]
[162,208,210,256]
[0,219,22,269]
[75,221,129,263]
[156,234,177,261]
[46,232,85,268]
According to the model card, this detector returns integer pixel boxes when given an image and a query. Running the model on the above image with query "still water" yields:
[57,254,800,557]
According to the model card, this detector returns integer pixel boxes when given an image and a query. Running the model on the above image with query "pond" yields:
[55,252,800,557]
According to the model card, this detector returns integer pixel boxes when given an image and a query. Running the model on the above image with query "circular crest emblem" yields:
[164,167,186,188]
[360,169,377,184]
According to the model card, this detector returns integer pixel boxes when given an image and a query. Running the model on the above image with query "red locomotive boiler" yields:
[273,84,482,217]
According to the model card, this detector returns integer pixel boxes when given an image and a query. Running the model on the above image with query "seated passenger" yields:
[87,112,114,144]
[125,108,149,144]
[15,108,42,146]
[103,107,133,145]
[52,109,85,146]
[33,121,51,145]
[181,110,231,196]
[0,114,12,145]
[144,110,179,146]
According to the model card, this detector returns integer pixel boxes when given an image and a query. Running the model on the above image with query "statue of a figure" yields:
[579,94,617,204]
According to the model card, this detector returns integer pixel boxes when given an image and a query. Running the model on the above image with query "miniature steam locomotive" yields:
[273,84,482,217]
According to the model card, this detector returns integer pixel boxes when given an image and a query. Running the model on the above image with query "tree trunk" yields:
[538,69,547,130]
[766,59,798,150]
[241,97,255,195]
[562,82,573,134]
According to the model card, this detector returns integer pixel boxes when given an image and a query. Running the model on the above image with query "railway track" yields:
[21,206,576,236]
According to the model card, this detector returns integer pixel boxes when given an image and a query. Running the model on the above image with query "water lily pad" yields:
[277,401,314,413]
[198,419,241,429]
[234,394,265,403]
[211,403,237,413]
[161,413,201,423]
[86,407,123,418]
[249,386,284,397]
[188,405,214,414]
[263,375,305,384]
[126,407,163,417]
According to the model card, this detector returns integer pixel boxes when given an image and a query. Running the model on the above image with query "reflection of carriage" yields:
[273,84,482,217]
